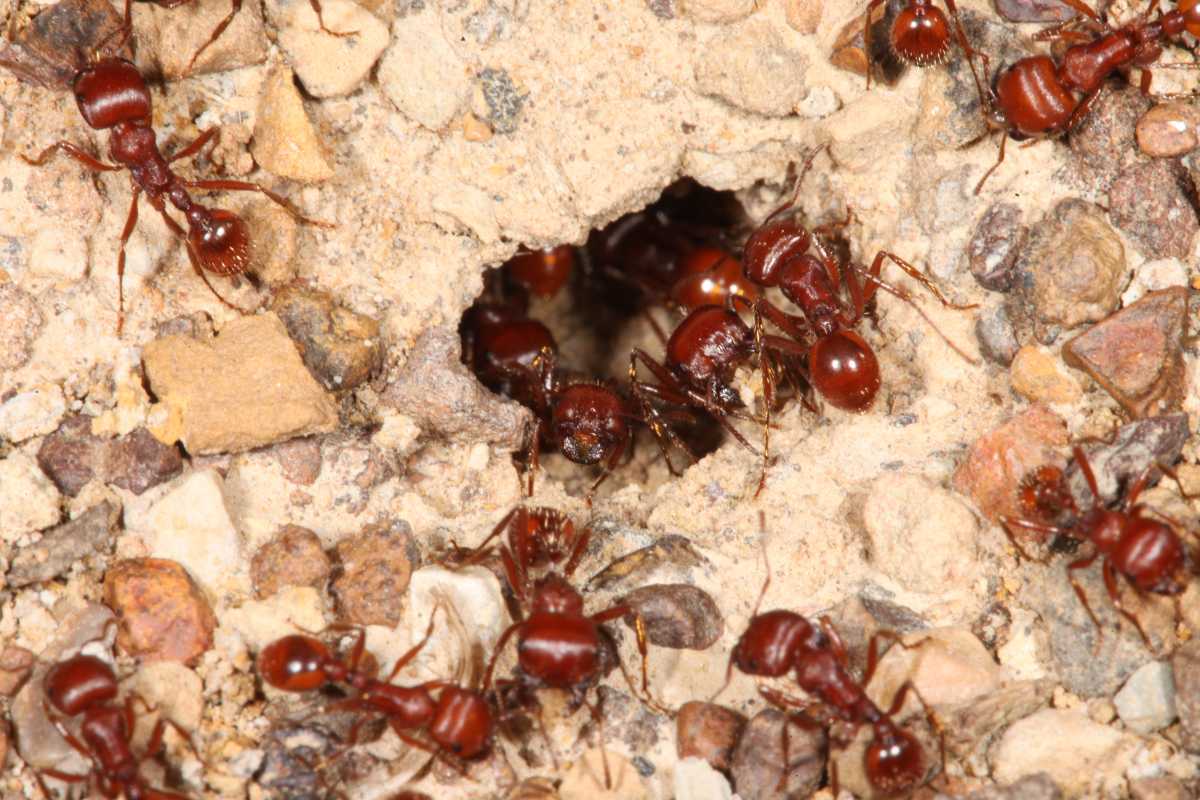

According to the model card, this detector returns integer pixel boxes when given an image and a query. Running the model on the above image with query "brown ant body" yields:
[866,0,984,74]
[502,245,576,299]
[19,34,328,334]
[1000,445,1195,647]
[972,0,1200,191]
[37,653,197,799]
[257,617,496,762]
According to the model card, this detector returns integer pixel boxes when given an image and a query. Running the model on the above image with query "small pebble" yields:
[274,0,390,98]
[244,201,299,288]
[1069,87,1151,187]
[1064,414,1189,506]
[730,709,825,800]
[674,757,734,800]
[783,0,822,33]
[378,9,471,130]
[0,383,66,442]
[1063,287,1188,418]
[1109,160,1199,260]
[251,525,332,599]
[1170,637,1200,751]
[0,451,62,543]
[1130,776,1190,800]
[251,64,334,183]
[559,749,650,800]
[129,661,205,731]
[967,203,1026,292]
[1113,660,1176,734]
[104,558,218,664]
[272,285,383,391]
[8,501,119,587]
[138,0,268,78]
[975,304,1021,366]
[1137,102,1200,158]
[676,701,746,772]
[619,584,723,650]
[1009,346,1081,404]
[333,521,416,626]
[106,426,183,495]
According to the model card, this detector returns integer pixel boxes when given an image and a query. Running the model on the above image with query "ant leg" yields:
[862,630,937,685]
[590,604,667,713]
[463,507,519,566]
[863,0,886,89]
[114,185,141,336]
[562,524,593,580]
[886,680,946,781]
[180,179,334,228]
[940,0,989,110]
[184,0,244,75]
[1102,559,1153,648]
[817,616,851,669]
[973,131,1008,195]
[998,517,1064,562]
[1054,0,1108,23]
[870,251,978,310]
[168,129,219,164]
[384,604,441,682]
[1066,88,1104,130]
[21,142,122,172]
[628,349,704,470]
[1066,550,1104,643]
[762,143,828,226]
[481,621,523,691]
[579,695,613,790]
[1072,445,1106,508]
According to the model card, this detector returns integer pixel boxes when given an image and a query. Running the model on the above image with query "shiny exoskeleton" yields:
[21,54,327,334]
[1000,445,1194,646]
[972,0,1200,191]
[37,654,196,799]
[258,619,495,761]
[865,0,986,100]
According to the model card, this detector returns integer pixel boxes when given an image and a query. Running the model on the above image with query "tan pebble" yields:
[251,525,331,598]
[462,113,494,142]
[252,64,334,183]
[784,0,822,33]
[104,558,217,664]
[559,749,649,800]
[244,201,299,288]
[1009,345,1081,403]
[1137,102,1200,158]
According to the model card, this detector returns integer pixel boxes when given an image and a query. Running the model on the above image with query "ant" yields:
[1000,445,1195,648]
[470,506,663,787]
[719,513,943,797]
[17,19,330,335]
[738,145,977,412]
[502,245,576,299]
[36,652,199,799]
[970,0,1200,192]
[257,609,496,765]
[865,0,987,97]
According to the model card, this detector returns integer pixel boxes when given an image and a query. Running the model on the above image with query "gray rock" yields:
[619,584,723,650]
[1171,637,1200,752]
[1113,660,1176,734]
[975,304,1020,366]
[967,203,1026,292]
[993,0,1076,22]
[8,501,119,587]
[1065,415,1190,506]
[729,709,825,800]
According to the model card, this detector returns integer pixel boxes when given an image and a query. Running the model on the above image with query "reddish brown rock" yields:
[1063,288,1188,418]
[676,701,746,772]
[36,415,100,496]
[251,525,332,598]
[1109,161,1199,260]
[106,427,184,495]
[952,405,1069,523]
[103,559,216,664]
[38,417,181,497]
[332,523,416,626]
[271,437,323,485]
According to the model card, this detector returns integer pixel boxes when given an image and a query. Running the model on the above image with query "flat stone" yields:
[1113,660,1176,734]
[8,501,119,587]
[272,285,382,391]
[0,451,62,543]
[1065,414,1190,506]
[695,19,807,117]
[1069,87,1151,188]
[1063,287,1188,418]
[990,709,1135,796]
[378,9,471,130]
[143,313,339,455]
[0,384,66,442]
[953,405,1068,523]
[104,558,217,664]
[274,0,390,98]
[1109,160,1199,260]
[1009,346,1081,404]
[251,64,334,183]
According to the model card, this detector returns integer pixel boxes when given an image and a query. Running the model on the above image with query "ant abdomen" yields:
[864,726,927,795]
[428,687,494,758]
[189,210,252,276]
[809,329,881,413]
[889,3,952,66]
[258,635,332,692]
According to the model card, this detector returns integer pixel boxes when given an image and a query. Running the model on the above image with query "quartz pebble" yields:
[676,701,745,772]
[674,757,734,800]
[104,558,218,664]
[1113,660,1176,734]
[1137,102,1200,157]
[1063,287,1188,418]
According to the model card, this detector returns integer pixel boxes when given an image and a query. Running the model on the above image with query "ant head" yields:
[188,209,251,277]
[670,248,757,311]
[731,610,812,678]
[73,58,151,130]
[504,246,574,299]
[44,654,119,717]
[808,329,880,412]
[429,686,494,759]
[551,384,629,466]
[531,573,585,616]
[890,4,951,67]
[1017,465,1073,521]
[258,635,332,692]
[865,724,926,795]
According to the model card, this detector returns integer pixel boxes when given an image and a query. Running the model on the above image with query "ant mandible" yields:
[471,506,663,787]
[740,145,977,412]
[970,0,1200,192]
[257,609,496,764]
[36,653,200,799]
[1000,445,1195,648]
[20,27,331,334]
[720,513,944,797]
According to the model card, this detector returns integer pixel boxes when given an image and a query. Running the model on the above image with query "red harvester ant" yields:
[1000,445,1195,648]
[865,0,987,95]
[36,653,199,799]
[502,245,576,299]
[971,0,1200,191]
[738,146,977,412]
[471,506,663,787]
[19,34,330,334]
[720,514,943,797]
[258,611,496,767]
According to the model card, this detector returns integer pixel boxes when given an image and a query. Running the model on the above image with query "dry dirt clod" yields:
[729,708,825,800]
[332,521,416,626]
[783,0,822,33]
[1063,414,1189,506]
[252,64,335,183]
[8,500,119,588]
[272,285,383,391]
[676,701,746,773]
[104,558,218,664]
[378,8,472,131]
[677,0,754,23]
[619,584,723,650]
[0,450,63,542]
[272,0,390,98]
[142,313,339,455]
[0,284,44,371]
[135,0,268,78]
[1109,159,1199,260]
[269,437,323,485]
[967,202,1026,293]
[1062,287,1188,418]
[252,524,332,599]
[1137,102,1200,158]
[694,20,808,117]
[952,405,1068,523]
